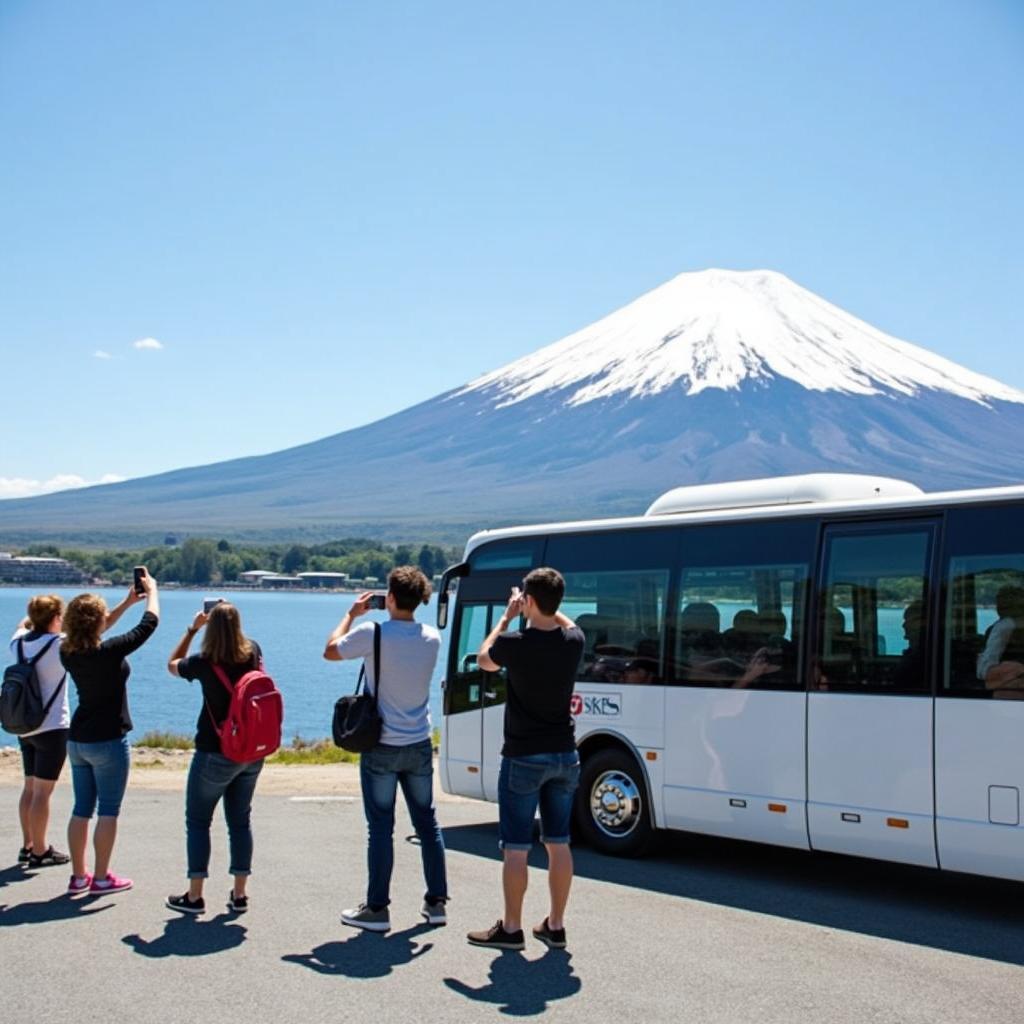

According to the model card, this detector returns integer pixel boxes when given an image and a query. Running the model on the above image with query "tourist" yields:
[60,571,160,896]
[323,565,448,932]
[165,601,267,914]
[468,567,583,951]
[10,594,71,868]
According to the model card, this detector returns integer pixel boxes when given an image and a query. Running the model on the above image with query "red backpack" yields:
[209,661,283,762]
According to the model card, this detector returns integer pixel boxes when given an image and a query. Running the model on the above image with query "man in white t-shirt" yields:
[9,594,71,868]
[323,566,447,933]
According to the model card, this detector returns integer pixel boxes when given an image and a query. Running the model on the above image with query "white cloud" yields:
[133,337,164,351]
[93,349,113,360]
[0,473,126,500]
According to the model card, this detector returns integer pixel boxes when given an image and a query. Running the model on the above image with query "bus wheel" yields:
[575,748,653,857]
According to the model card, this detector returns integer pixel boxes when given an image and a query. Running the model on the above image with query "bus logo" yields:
[572,692,621,717]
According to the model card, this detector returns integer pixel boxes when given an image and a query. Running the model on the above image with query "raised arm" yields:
[323,592,373,661]
[167,611,208,677]
[478,588,523,672]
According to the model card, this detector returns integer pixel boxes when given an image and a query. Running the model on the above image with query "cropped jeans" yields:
[185,750,263,878]
[359,739,447,909]
[68,737,131,818]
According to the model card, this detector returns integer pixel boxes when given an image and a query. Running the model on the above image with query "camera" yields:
[368,593,387,611]
[133,566,147,596]
[203,598,223,614]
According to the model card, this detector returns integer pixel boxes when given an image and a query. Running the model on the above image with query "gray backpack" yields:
[0,636,65,736]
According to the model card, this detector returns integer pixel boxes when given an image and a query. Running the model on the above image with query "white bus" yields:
[436,473,1024,882]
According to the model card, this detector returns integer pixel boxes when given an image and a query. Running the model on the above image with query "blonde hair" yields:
[201,602,254,666]
[27,594,64,632]
[61,594,108,655]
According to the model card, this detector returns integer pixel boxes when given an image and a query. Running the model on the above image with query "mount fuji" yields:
[3,268,1024,544]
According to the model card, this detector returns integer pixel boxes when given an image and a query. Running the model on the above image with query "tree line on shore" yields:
[19,538,461,586]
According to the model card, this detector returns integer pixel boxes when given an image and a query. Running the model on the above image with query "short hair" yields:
[27,594,64,632]
[388,565,432,612]
[201,602,254,665]
[996,585,1024,620]
[523,567,565,616]
[61,594,108,655]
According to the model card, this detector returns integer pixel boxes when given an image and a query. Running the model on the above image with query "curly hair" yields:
[61,594,108,655]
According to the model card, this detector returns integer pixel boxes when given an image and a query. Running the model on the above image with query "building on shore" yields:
[238,570,277,585]
[296,571,350,589]
[260,574,304,589]
[0,554,88,585]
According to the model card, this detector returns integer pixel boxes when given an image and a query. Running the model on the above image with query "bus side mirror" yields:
[437,561,470,630]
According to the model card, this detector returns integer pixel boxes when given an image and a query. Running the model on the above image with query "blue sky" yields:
[1,0,1022,496]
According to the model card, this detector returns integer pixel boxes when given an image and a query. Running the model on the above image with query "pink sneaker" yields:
[67,873,93,897]
[90,872,133,894]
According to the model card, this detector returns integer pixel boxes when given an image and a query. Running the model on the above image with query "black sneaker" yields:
[18,846,31,865]
[166,893,206,915]
[227,891,248,914]
[27,846,71,868]
[532,917,567,949]
[467,920,525,951]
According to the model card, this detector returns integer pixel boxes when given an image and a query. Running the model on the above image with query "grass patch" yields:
[267,737,359,765]
[136,731,194,750]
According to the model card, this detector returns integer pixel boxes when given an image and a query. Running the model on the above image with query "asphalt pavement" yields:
[1,779,1022,1023]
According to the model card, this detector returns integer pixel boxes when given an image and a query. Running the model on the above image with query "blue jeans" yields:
[185,750,263,878]
[498,751,581,850]
[68,737,131,818]
[359,740,447,909]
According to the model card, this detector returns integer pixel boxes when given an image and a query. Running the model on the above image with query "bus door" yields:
[935,504,1024,883]
[807,521,938,867]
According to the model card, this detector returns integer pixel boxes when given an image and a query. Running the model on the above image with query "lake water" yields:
[0,587,451,748]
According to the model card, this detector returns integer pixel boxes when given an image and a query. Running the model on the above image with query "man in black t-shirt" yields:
[467,567,584,952]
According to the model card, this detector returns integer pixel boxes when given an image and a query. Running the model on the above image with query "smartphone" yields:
[133,566,146,596]
[203,598,223,614]
[368,593,387,611]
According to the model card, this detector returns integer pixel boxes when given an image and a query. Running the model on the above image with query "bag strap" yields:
[353,622,382,704]
[41,673,66,715]
[18,634,58,667]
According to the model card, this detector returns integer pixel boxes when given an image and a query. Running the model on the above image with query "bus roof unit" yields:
[644,473,924,517]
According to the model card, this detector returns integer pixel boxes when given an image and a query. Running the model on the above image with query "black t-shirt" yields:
[176,641,263,753]
[61,611,159,742]
[488,625,584,757]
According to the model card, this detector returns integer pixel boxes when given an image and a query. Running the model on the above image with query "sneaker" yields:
[467,920,525,951]
[532,917,567,949]
[27,846,71,868]
[67,873,93,897]
[227,891,248,914]
[18,846,31,865]
[421,898,447,926]
[341,903,390,932]
[90,872,133,894]
[166,893,205,915]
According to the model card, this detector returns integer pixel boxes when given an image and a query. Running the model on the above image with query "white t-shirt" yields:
[9,628,70,735]
[335,619,440,746]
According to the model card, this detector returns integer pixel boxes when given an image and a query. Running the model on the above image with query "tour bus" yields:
[436,473,1024,882]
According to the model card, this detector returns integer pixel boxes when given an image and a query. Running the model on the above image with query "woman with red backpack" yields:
[165,601,280,915]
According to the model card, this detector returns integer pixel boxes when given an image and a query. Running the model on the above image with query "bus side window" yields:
[815,528,933,694]
[942,505,1024,697]
[563,570,669,685]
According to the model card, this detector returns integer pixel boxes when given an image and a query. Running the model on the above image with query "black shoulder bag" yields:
[332,623,383,752]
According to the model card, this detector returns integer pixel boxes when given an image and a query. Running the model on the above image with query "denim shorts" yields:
[498,751,580,850]
[68,737,131,818]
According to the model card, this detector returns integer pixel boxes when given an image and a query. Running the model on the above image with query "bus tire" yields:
[575,748,654,857]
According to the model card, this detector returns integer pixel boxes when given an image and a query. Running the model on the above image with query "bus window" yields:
[941,505,1024,697]
[562,569,668,685]
[545,528,676,686]
[447,604,492,715]
[815,526,934,694]
[675,564,807,689]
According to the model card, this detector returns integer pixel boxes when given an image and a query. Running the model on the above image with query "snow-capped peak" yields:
[457,269,1024,409]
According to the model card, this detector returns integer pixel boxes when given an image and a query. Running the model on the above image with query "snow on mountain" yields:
[458,268,1024,409]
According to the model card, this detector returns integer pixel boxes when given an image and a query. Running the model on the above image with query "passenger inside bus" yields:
[977,584,1024,687]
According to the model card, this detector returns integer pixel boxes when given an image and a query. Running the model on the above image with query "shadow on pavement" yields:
[0,893,112,925]
[0,864,38,891]
[443,949,581,1015]
[442,821,1024,966]
[122,913,247,957]
[282,923,436,978]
